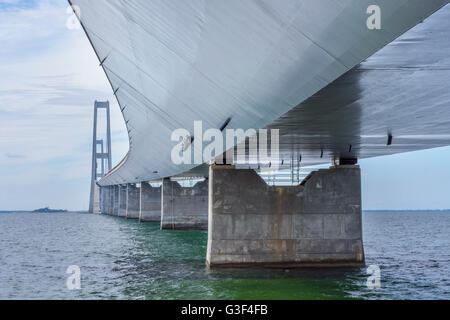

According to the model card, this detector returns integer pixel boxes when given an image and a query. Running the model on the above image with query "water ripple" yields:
[0,211,449,300]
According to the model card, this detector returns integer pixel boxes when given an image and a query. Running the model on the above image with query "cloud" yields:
[4,153,26,159]
[0,0,129,210]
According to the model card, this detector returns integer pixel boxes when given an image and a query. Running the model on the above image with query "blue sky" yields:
[1,0,450,211]
[0,0,128,211]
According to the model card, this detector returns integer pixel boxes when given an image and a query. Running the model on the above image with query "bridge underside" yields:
[70,0,450,185]
[77,0,450,267]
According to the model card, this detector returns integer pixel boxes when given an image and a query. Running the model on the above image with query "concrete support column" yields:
[102,186,107,215]
[104,186,111,215]
[206,165,364,267]
[108,186,113,215]
[161,178,208,230]
[113,185,119,216]
[99,187,104,214]
[139,182,161,222]
[118,185,127,217]
[126,184,140,219]
[101,187,107,214]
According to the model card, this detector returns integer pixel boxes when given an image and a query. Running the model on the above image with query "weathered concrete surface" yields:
[103,186,113,215]
[113,185,119,216]
[161,178,208,230]
[139,182,161,222]
[100,186,108,215]
[206,165,364,267]
[100,187,105,214]
[126,184,140,219]
[107,186,114,215]
[118,185,127,217]
[99,186,104,214]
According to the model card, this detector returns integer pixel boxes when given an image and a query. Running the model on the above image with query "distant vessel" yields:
[33,207,68,213]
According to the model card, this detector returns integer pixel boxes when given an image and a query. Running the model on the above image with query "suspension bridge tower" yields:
[89,101,112,213]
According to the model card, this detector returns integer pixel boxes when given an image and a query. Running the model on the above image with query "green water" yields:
[0,212,449,299]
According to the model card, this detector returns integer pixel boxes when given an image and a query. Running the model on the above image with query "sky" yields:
[1,0,450,211]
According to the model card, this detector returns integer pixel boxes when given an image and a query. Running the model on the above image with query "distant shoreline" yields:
[0,211,87,214]
[1,210,449,214]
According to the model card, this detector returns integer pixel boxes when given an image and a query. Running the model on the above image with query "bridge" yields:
[72,0,450,267]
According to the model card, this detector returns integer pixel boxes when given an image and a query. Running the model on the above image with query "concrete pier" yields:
[113,185,119,216]
[106,186,114,215]
[126,184,140,219]
[118,185,127,217]
[100,186,105,214]
[161,178,208,230]
[206,165,364,267]
[99,186,105,214]
[109,186,114,215]
[100,186,110,215]
[139,182,161,222]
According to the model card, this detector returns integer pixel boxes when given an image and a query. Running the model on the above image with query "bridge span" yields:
[73,0,450,267]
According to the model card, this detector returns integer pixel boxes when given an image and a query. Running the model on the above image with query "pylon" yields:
[89,101,112,213]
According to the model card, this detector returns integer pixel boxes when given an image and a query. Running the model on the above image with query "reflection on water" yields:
[0,211,449,300]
